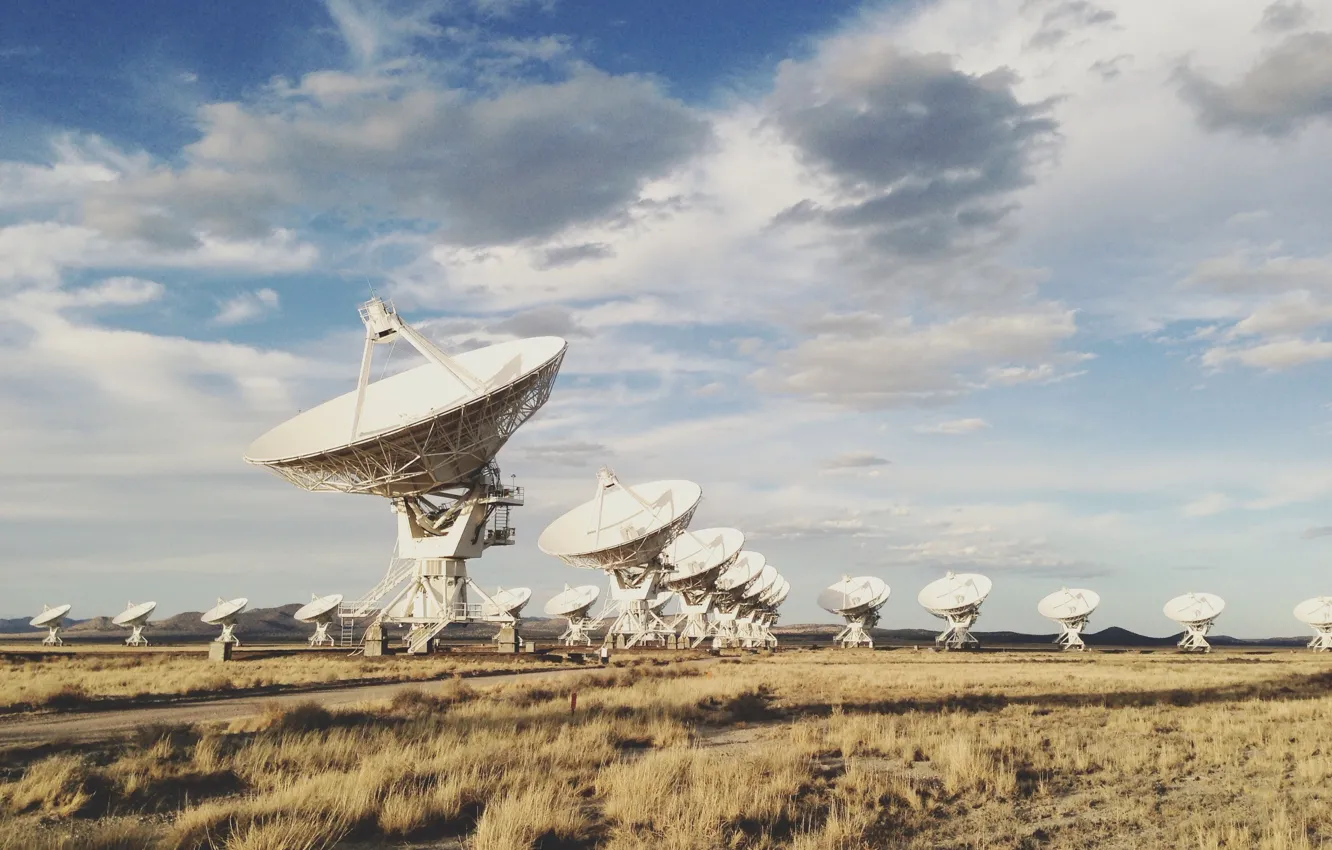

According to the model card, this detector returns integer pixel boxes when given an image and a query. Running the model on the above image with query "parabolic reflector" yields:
[294,594,344,623]
[767,578,791,608]
[113,601,156,627]
[819,576,890,616]
[918,572,992,615]
[30,604,72,629]
[483,587,532,618]
[716,551,765,592]
[1294,596,1332,626]
[245,336,567,497]
[202,598,249,625]
[544,585,600,618]
[742,564,779,601]
[662,527,744,588]
[1037,588,1100,620]
[1163,592,1225,624]
[538,474,702,571]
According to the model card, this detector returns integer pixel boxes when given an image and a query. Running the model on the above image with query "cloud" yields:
[820,451,891,470]
[535,242,615,270]
[767,37,1058,259]
[66,277,165,307]
[1259,1,1312,32]
[1301,525,1332,539]
[1027,1,1117,50]
[1182,492,1233,517]
[86,67,712,249]
[1176,32,1332,136]
[916,417,990,435]
[758,308,1081,408]
[213,288,280,325]
[1203,337,1332,370]
[517,439,608,467]
[489,305,590,339]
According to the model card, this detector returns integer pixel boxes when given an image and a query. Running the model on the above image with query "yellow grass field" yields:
[0,649,589,713]
[2,649,1330,849]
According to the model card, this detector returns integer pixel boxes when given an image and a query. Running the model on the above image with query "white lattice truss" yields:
[307,622,335,647]
[215,622,240,646]
[1307,625,1332,652]
[932,606,981,650]
[253,354,563,498]
[1053,615,1090,651]
[124,625,149,647]
[1178,619,1216,653]
[40,625,63,647]
[836,609,879,649]
[559,616,597,646]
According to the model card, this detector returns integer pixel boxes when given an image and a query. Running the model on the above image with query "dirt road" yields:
[0,665,597,749]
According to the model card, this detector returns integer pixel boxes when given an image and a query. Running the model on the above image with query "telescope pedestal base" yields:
[936,610,980,650]
[560,618,596,646]
[1309,626,1332,652]
[308,622,335,647]
[41,627,63,647]
[1178,621,1214,653]
[125,626,148,647]
[1055,617,1089,651]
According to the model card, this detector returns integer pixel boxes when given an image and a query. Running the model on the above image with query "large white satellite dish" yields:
[293,593,344,647]
[662,527,743,648]
[246,297,568,655]
[715,551,765,593]
[30,604,72,647]
[819,576,890,648]
[112,601,156,646]
[539,468,700,649]
[202,597,248,645]
[1294,596,1332,652]
[544,584,601,646]
[1037,588,1100,651]
[732,566,786,649]
[1163,592,1224,653]
[918,572,992,650]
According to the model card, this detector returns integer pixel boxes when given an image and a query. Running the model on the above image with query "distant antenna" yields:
[1037,588,1101,651]
[918,572,992,650]
[1294,596,1332,652]
[709,550,766,649]
[113,601,156,646]
[1163,592,1225,653]
[293,594,344,647]
[819,576,891,648]
[543,584,601,646]
[30,604,72,647]
[201,597,249,645]
[661,527,744,648]
[538,468,701,649]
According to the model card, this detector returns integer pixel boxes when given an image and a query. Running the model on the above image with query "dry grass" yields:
[0,651,584,712]
[2,651,1331,848]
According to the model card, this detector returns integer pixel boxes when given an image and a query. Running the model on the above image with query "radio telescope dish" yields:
[1163,592,1225,653]
[293,594,344,647]
[539,468,700,649]
[245,297,568,655]
[662,527,744,589]
[538,470,701,572]
[1295,596,1332,652]
[545,585,600,618]
[483,587,532,619]
[1037,588,1100,651]
[30,604,72,647]
[113,601,156,646]
[742,564,779,601]
[918,572,992,650]
[716,551,765,593]
[819,577,889,648]
[544,584,601,646]
[202,597,248,645]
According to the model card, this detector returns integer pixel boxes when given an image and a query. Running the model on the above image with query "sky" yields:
[3,0,1332,638]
